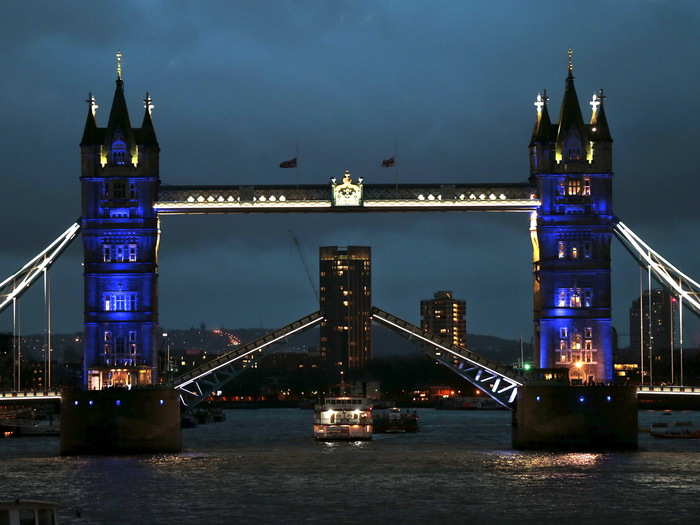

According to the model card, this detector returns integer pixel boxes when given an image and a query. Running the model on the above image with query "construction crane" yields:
[289,230,318,303]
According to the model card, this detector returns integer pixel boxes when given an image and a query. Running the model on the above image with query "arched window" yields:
[110,131,129,166]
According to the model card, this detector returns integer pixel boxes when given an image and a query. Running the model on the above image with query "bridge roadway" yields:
[154,182,539,214]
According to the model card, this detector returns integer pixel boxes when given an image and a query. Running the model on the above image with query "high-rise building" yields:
[319,246,371,369]
[629,289,676,383]
[420,291,466,347]
[80,68,160,389]
[530,54,614,384]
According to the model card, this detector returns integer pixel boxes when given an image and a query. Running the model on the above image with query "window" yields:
[559,327,568,338]
[567,178,582,196]
[558,241,566,259]
[128,244,137,262]
[129,183,136,199]
[103,242,137,262]
[115,337,125,354]
[571,245,579,259]
[103,245,112,262]
[558,181,566,196]
[584,327,592,338]
[104,331,112,341]
[570,291,581,308]
[583,241,592,258]
[110,134,129,166]
[582,177,591,196]
[128,330,137,342]
[112,181,127,199]
[556,288,592,308]
[584,340,593,351]
[557,290,567,307]
[103,292,138,312]
[559,339,566,351]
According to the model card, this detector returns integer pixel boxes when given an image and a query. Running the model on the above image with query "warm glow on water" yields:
[2,409,700,524]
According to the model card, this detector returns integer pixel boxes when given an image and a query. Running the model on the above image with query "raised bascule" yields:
[3,51,700,451]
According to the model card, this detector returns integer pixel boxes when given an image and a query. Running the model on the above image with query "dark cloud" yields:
[1,0,700,346]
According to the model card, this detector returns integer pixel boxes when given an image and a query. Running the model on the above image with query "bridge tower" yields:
[529,54,614,383]
[79,64,160,389]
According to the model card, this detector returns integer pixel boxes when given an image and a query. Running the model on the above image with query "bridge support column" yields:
[513,384,637,450]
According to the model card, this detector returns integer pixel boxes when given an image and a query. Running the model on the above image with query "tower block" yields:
[79,67,160,389]
[530,53,614,383]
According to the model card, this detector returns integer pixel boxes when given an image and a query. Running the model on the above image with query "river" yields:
[1,409,699,524]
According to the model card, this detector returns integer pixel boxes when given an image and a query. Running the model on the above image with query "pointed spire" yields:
[530,90,554,146]
[589,89,612,142]
[556,49,587,159]
[80,92,101,145]
[106,52,132,133]
[138,92,159,147]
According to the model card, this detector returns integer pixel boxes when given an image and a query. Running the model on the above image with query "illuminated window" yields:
[584,291,592,308]
[559,339,566,351]
[103,292,138,312]
[584,327,592,338]
[557,290,567,307]
[582,177,591,196]
[566,178,582,196]
[558,181,566,196]
[110,133,129,166]
[558,241,566,259]
[128,244,137,262]
[560,327,568,338]
[570,291,581,308]
[572,334,582,350]
[584,340,592,351]
[103,245,111,262]
[571,245,579,259]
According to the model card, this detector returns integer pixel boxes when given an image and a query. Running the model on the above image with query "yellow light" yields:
[575,361,584,369]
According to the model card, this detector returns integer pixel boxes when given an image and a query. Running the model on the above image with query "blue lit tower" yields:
[79,59,160,389]
[530,52,614,383]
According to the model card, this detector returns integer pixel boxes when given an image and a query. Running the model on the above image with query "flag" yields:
[279,157,297,168]
[381,157,396,168]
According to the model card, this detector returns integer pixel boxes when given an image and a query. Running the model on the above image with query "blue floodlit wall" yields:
[530,74,614,383]
[80,79,160,388]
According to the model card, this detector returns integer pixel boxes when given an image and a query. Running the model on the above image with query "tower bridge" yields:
[2,53,700,432]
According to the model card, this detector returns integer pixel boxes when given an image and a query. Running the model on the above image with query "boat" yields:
[313,396,373,441]
[0,499,60,524]
[650,421,700,439]
[373,407,418,433]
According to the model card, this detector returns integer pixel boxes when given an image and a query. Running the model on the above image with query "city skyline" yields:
[1,2,700,348]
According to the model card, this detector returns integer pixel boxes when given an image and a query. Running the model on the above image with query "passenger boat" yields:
[0,499,60,524]
[373,407,419,433]
[313,396,373,440]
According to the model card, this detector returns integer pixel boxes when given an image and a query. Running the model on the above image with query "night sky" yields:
[2,1,699,347]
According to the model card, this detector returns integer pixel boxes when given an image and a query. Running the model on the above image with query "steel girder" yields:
[371,307,524,409]
[171,311,323,407]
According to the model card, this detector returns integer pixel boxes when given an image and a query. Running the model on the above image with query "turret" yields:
[529,90,555,174]
[588,89,612,171]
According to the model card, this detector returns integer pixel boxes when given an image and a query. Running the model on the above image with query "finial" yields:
[589,93,600,114]
[534,89,549,113]
[115,51,123,80]
[86,92,98,117]
[567,48,574,77]
[144,92,154,115]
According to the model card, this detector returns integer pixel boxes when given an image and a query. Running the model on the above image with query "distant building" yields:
[420,291,466,347]
[319,246,372,369]
[629,289,676,383]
